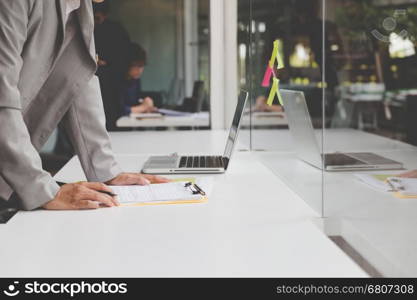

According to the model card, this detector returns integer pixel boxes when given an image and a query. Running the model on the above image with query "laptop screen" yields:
[280,89,323,169]
[223,90,248,168]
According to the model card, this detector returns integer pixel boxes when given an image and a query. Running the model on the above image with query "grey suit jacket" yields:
[0,0,122,210]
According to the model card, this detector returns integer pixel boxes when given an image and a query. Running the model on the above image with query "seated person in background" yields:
[121,43,158,115]
[254,95,284,113]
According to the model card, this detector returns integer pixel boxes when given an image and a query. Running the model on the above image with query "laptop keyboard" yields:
[323,153,365,166]
[347,152,398,165]
[179,156,224,168]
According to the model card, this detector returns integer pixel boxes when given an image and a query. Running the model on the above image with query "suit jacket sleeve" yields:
[62,75,123,183]
[0,0,60,210]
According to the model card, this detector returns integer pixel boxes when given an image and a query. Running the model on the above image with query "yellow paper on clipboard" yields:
[393,192,417,199]
[121,197,208,207]
[172,177,196,184]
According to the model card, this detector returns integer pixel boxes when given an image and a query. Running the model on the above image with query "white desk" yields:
[116,112,210,129]
[241,112,288,128]
[254,128,417,277]
[0,131,366,277]
[116,112,288,130]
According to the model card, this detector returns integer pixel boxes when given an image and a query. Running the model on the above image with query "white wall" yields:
[210,0,238,129]
[184,0,200,97]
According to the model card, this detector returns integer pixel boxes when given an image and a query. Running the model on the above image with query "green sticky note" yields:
[276,40,285,69]
[276,79,283,106]
[269,41,279,67]
[267,79,278,106]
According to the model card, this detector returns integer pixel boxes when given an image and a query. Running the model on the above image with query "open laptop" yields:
[142,90,248,174]
[281,89,403,171]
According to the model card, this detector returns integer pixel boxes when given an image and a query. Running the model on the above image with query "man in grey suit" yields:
[0,0,167,211]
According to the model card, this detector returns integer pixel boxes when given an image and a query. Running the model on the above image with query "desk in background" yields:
[117,111,289,130]
[116,112,210,129]
[241,112,288,128]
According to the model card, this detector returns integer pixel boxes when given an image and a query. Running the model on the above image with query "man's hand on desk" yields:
[43,182,119,210]
[42,174,169,210]
[105,173,170,186]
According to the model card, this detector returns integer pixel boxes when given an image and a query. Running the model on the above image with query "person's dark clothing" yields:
[121,78,144,116]
[94,19,130,130]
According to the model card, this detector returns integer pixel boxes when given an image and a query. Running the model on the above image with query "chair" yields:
[180,81,205,113]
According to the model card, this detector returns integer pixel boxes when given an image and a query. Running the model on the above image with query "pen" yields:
[72,181,118,197]
[95,190,118,207]
[184,182,206,196]
[193,184,206,196]
[98,190,118,197]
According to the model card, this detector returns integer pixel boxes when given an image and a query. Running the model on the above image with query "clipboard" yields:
[386,177,417,199]
[113,181,209,207]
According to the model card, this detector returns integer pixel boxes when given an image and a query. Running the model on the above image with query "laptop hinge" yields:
[222,157,230,170]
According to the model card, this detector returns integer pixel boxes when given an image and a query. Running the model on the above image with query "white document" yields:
[130,113,163,119]
[157,109,192,117]
[111,178,213,204]
[355,174,392,192]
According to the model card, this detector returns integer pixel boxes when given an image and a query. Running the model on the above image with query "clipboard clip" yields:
[386,178,405,192]
[184,182,206,196]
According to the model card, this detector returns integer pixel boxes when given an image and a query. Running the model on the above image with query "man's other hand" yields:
[398,170,417,178]
[106,173,170,186]
[43,182,119,210]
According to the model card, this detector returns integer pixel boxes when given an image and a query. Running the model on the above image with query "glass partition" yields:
[323,0,417,277]
[244,0,326,215]
[237,0,253,151]
[241,0,417,276]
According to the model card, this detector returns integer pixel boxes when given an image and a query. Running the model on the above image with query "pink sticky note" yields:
[262,66,273,87]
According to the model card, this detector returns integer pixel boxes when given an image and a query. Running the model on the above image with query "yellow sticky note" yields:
[276,41,284,69]
[269,41,279,68]
[267,78,278,106]
[269,40,285,69]
[267,78,283,106]
[275,78,283,106]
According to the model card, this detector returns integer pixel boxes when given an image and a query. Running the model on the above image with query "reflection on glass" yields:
[239,0,330,136]
[330,0,417,143]
[324,0,417,277]
[237,0,253,150]
[238,0,327,215]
